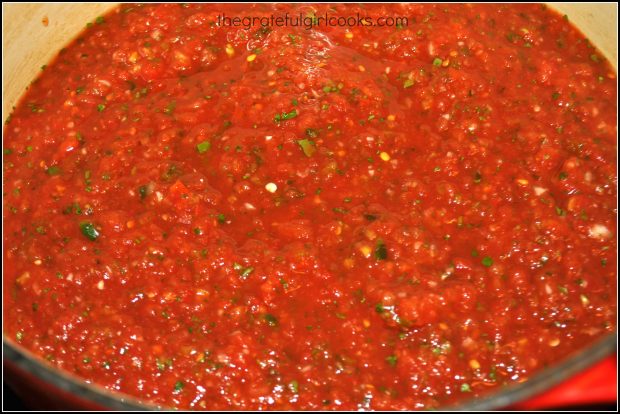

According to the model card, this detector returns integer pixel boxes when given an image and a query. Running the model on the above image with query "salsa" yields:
[3,3,617,410]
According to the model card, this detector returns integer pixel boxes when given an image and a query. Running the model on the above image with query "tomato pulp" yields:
[3,3,617,410]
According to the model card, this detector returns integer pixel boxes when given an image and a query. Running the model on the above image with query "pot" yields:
[2,3,617,410]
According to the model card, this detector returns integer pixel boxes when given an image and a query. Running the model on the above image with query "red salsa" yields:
[3,3,617,410]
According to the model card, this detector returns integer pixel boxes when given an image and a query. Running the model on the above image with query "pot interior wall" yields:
[2,3,118,120]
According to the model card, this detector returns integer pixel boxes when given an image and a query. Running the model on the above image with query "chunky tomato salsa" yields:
[3,3,617,410]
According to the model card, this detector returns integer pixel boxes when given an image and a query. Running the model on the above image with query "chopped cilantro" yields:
[196,140,211,153]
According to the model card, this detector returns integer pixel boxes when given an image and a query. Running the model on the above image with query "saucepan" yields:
[2,3,617,410]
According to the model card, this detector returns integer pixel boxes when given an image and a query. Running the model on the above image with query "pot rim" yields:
[3,332,617,410]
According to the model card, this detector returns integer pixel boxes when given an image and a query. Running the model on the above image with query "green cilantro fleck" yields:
[375,239,388,260]
[46,166,61,176]
[163,101,176,115]
[473,171,482,183]
[138,185,148,200]
[196,140,211,153]
[80,222,100,241]
[274,109,298,122]
[386,354,398,367]
[264,313,278,327]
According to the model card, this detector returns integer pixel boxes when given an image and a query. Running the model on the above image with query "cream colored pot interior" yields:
[2,3,617,122]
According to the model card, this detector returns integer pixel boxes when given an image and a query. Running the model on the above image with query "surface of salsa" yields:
[3,3,617,410]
